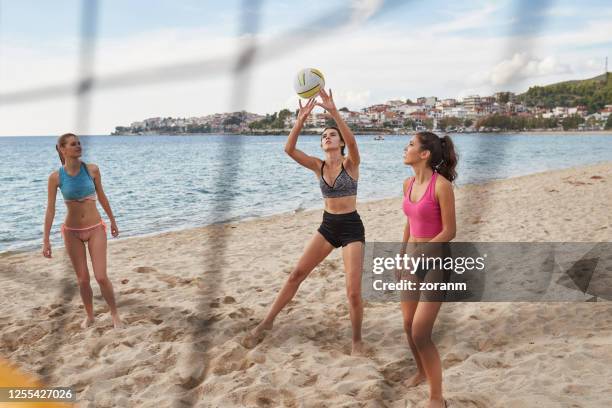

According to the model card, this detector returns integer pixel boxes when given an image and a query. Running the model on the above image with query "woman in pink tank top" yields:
[400,131,457,408]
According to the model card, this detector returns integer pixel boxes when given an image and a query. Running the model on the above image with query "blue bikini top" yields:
[319,161,358,198]
[58,162,96,201]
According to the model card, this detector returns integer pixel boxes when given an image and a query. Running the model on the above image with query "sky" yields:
[0,0,611,136]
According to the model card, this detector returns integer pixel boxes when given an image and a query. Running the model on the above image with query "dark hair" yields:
[416,131,458,182]
[321,126,345,156]
[56,133,77,165]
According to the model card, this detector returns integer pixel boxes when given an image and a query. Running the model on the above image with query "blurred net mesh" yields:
[0,0,554,404]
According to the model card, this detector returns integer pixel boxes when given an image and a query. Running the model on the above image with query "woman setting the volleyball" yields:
[248,69,366,355]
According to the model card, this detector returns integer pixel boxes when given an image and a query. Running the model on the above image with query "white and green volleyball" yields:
[293,68,325,99]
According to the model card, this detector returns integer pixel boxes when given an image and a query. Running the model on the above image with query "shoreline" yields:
[3,160,611,257]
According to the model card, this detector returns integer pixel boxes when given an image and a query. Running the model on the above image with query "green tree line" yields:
[474,113,595,130]
[248,109,293,129]
[517,73,612,113]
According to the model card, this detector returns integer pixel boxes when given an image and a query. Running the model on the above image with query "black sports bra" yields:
[319,161,358,198]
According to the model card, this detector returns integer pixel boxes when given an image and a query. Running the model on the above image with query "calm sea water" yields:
[1,133,611,252]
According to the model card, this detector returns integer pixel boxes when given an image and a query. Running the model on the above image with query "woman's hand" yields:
[395,244,419,281]
[394,259,414,282]
[315,88,337,113]
[394,266,403,282]
[111,222,119,238]
[42,241,52,258]
[297,97,317,123]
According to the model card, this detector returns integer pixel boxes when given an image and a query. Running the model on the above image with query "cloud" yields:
[541,5,578,17]
[584,58,604,70]
[430,3,499,34]
[488,53,572,86]
[1,2,610,135]
[349,0,384,26]
[333,89,372,109]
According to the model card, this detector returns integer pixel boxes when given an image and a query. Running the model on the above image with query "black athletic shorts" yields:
[317,210,365,248]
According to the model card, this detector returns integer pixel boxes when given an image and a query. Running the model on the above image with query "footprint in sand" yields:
[2,329,22,352]
[134,266,157,274]
[241,329,267,349]
[442,351,470,368]
[48,308,66,318]
[302,374,318,387]
[154,326,183,342]
[244,388,284,407]
[446,394,492,408]
[155,274,193,288]
[155,274,178,288]
[120,288,146,295]
[380,360,411,383]
[124,316,146,325]
[228,307,253,319]
[471,355,511,369]
[208,343,249,375]
[246,395,276,408]
[87,339,109,358]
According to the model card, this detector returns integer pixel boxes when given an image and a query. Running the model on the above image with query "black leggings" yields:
[317,210,365,248]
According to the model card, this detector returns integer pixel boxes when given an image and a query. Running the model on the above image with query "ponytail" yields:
[416,132,458,182]
[435,134,457,182]
[55,145,65,165]
[56,133,77,165]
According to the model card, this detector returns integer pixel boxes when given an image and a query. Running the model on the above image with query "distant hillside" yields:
[517,72,612,113]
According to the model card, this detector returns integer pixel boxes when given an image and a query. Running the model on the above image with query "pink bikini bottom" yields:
[61,220,106,242]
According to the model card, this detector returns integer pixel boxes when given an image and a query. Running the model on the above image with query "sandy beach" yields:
[1,162,611,407]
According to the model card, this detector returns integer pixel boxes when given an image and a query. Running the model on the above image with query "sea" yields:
[1,133,611,252]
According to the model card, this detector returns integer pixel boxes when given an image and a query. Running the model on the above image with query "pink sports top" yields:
[402,172,442,238]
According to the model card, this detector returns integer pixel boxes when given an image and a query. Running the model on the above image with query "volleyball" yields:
[293,68,325,99]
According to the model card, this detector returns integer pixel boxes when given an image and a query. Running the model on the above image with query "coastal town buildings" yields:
[113,94,612,135]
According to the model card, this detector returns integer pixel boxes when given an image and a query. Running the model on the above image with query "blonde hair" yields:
[55,133,77,165]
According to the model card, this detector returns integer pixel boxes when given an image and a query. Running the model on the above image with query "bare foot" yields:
[252,320,273,336]
[81,316,95,329]
[425,398,446,408]
[403,372,426,388]
[351,340,365,356]
[111,314,124,329]
[242,321,272,348]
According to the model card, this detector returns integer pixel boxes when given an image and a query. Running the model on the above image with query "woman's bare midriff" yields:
[64,201,102,228]
[324,195,357,214]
